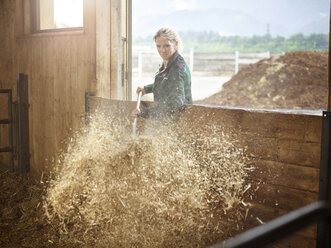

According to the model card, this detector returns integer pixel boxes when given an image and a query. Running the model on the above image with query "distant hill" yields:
[132,0,329,39]
[134,9,268,38]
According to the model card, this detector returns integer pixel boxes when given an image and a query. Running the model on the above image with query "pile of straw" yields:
[43,110,252,247]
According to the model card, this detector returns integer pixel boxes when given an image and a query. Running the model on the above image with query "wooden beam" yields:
[110,0,121,99]
[127,0,132,100]
[39,0,54,30]
[96,0,111,98]
[329,3,331,111]
[15,0,24,37]
[17,74,30,174]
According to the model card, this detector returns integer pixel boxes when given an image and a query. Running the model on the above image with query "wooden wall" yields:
[88,97,323,247]
[180,105,321,247]
[0,0,122,174]
[0,0,18,169]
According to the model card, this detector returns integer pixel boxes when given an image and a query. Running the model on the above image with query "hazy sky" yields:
[132,0,330,37]
[54,0,83,27]
[133,0,329,18]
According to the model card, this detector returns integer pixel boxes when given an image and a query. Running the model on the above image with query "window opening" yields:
[38,0,83,31]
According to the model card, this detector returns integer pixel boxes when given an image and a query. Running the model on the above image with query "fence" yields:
[132,48,271,77]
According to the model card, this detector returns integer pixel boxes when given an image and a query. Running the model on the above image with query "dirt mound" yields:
[200,51,328,109]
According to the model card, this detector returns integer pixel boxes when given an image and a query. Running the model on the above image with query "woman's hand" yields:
[131,87,145,117]
[131,108,141,117]
[136,87,146,96]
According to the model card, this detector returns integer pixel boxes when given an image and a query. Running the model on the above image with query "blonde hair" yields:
[153,27,182,51]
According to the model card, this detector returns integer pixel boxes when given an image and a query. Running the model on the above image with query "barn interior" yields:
[0,1,330,247]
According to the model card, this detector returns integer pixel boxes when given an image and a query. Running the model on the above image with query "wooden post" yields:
[8,90,13,172]
[235,51,239,74]
[316,6,331,246]
[328,6,331,111]
[189,48,194,73]
[39,0,54,30]
[0,90,14,172]
[17,73,30,174]
[96,0,111,98]
[110,0,122,99]
[127,0,132,101]
[138,51,143,78]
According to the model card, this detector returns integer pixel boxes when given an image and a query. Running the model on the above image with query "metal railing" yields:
[210,110,331,248]
[0,74,30,174]
[210,201,331,248]
[0,89,14,171]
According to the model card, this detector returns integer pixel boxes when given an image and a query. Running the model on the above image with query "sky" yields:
[50,0,330,36]
[133,0,330,18]
[132,0,330,38]
[54,0,83,28]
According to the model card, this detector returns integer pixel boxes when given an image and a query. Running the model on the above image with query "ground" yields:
[0,170,58,248]
[198,51,328,110]
[132,76,231,101]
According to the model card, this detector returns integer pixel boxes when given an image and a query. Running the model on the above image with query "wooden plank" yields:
[179,106,321,168]
[39,0,54,30]
[242,135,279,161]
[46,37,56,162]
[249,159,320,192]
[96,0,111,98]
[240,111,321,142]
[328,3,331,111]
[242,203,317,239]
[17,74,30,173]
[36,39,50,171]
[53,37,64,153]
[110,0,121,99]
[266,235,316,248]
[247,182,318,212]
[278,139,321,168]
[23,0,32,35]
[276,115,321,143]
[15,0,24,37]
[240,178,319,240]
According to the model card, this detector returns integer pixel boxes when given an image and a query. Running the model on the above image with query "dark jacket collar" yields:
[155,51,180,79]
[165,50,180,70]
[158,50,180,74]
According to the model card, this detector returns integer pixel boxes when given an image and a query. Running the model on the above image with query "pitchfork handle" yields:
[132,91,143,136]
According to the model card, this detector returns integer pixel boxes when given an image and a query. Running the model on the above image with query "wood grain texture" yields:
[0,1,326,245]
[0,0,103,174]
[96,0,111,98]
[110,0,121,99]
[88,97,323,245]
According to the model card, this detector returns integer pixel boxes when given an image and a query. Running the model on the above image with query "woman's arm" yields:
[141,69,186,118]
[144,83,154,94]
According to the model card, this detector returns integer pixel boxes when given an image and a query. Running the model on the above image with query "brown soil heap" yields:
[200,51,328,109]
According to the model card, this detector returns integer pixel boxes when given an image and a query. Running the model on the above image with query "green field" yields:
[134,31,329,53]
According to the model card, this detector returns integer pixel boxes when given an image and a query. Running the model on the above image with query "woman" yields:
[132,27,192,118]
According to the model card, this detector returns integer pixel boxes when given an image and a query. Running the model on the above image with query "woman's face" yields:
[155,36,177,62]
